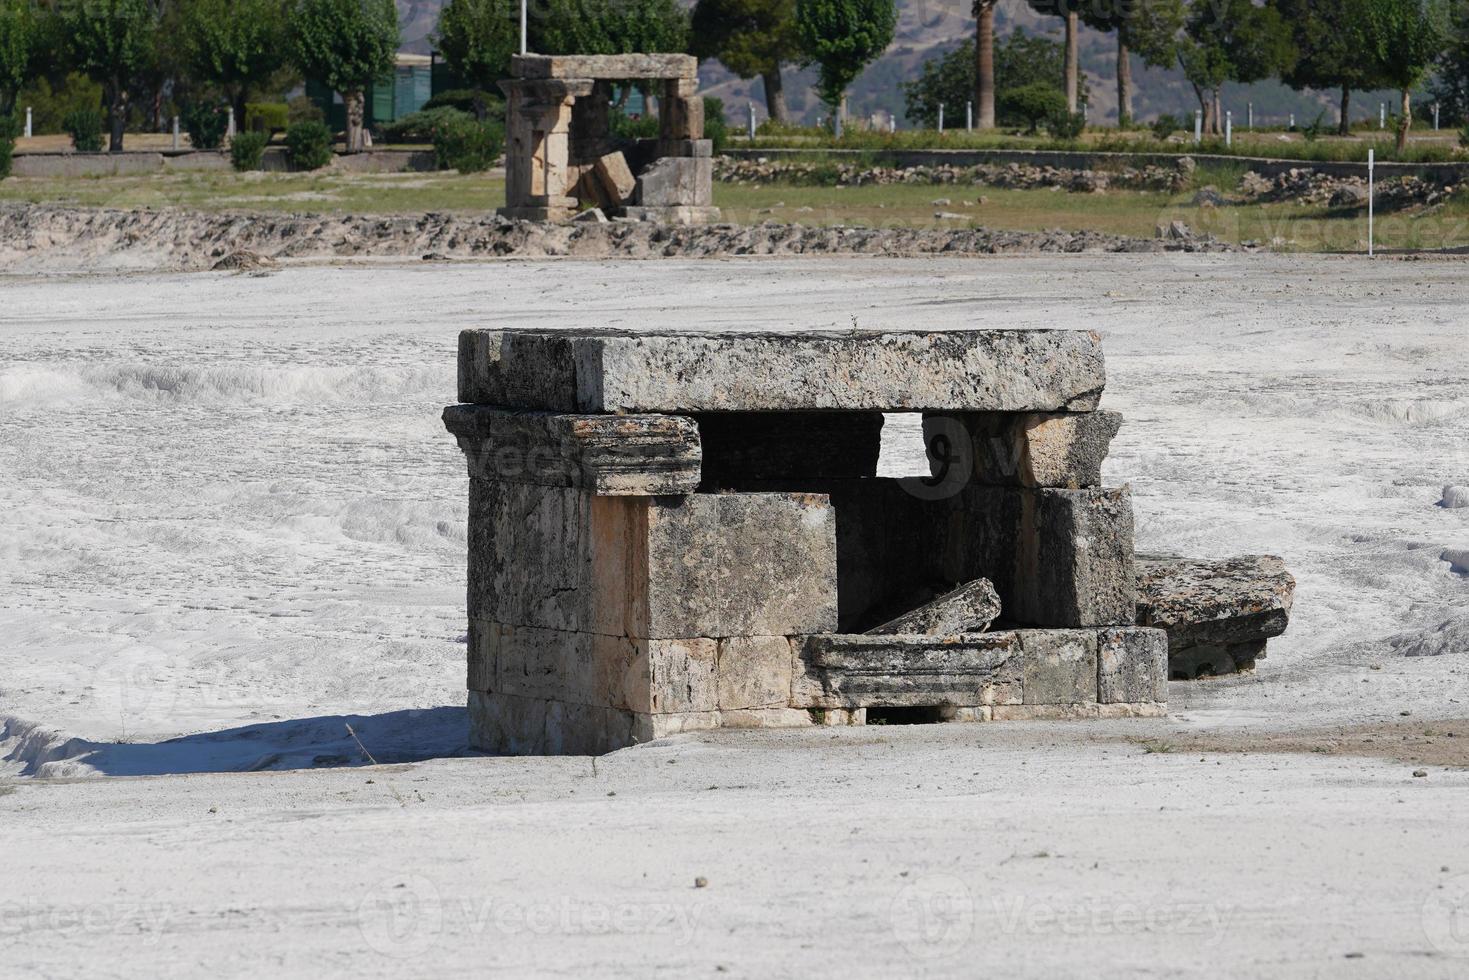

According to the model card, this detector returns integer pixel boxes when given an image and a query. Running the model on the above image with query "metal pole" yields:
[747,101,755,140]
[1194,109,1202,143]
[172,115,179,150]
[1225,110,1232,146]
[966,101,972,132]
[520,0,527,55]
[1247,102,1252,130]
[24,106,31,139]
[1434,103,1440,131]
[1379,102,1385,129]
[937,103,944,134]
[1367,148,1375,257]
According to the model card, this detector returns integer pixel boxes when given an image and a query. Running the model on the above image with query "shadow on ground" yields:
[10,706,471,777]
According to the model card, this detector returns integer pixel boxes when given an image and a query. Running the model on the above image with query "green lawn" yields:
[3,167,1466,252]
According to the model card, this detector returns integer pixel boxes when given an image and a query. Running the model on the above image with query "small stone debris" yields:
[694,877,709,888]
[1413,769,1428,778]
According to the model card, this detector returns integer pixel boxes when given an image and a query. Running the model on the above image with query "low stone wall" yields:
[725,146,1469,182]
[11,147,438,178]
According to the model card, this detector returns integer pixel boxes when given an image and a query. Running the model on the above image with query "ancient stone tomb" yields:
[498,54,717,224]
[444,328,1168,754]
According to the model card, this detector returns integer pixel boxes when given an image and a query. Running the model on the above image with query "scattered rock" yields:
[1413,769,1428,777]
[1191,186,1226,208]
[713,157,1196,194]
[1439,485,1469,508]
[210,249,277,272]
[933,211,967,220]
[571,207,608,223]
[931,197,951,206]
[694,876,709,888]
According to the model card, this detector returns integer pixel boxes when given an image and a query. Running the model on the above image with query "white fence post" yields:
[172,115,180,150]
[24,106,31,139]
[1225,111,1232,146]
[966,101,972,131]
[1194,109,1202,143]
[747,101,755,140]
[937,103,944,134]
[1367,148,1375,258]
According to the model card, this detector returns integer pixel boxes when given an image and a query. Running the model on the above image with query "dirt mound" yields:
[0,204,1230,272]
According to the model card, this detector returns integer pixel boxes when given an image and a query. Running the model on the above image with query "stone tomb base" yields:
[446,328,1168,754]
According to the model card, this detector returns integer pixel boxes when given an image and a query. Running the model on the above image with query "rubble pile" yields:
[714,157,1197,193]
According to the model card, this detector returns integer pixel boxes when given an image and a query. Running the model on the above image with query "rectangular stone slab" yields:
[444,404,701,495]
[866,578,1001,635]
[511,53,698,81]
[457,328,1107,413]
[924,410,1122,488]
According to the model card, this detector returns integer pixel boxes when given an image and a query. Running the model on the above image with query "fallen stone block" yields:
[866,579,1001,635]
[794,632,1024,709]
[443,404,701,495]
[593,151,636,204]
[456,328,1107,414]
[1135,555,1294,677]
[924,410,1122,488]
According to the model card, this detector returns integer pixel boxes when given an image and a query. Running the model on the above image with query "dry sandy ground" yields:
[2,253,1468,976]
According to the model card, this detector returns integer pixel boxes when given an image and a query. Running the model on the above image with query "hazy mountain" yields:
[399,0,1415,128]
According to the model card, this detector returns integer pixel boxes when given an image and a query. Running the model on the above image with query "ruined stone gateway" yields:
[498,54,717,224]
[444,328,1169,754]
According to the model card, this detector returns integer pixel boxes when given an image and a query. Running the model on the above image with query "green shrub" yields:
[422,88,504,120]
[998,83,1068,133]
[285,120,334,170]
[1047,109,1086,140]
[432,116,504,172]
[703,96,728,154]
[611,109,660,141]
[0,114,17,179]
[287,95,324,125]
[1150,114,1178,140]
[245,102,289,134]
[183,103,228,150]
[377,106,474,143]
[230,130,269,171]
[1302,111,1326,143]
[62,108,104,152]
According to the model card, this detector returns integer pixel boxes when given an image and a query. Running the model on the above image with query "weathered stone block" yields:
[468,483,837,639]
[444,405,701,495]
[1020,630,1099,704]
[867,578,1001,636]
[1097,627,1168,703]
[1135,555,1295,677]
[456,329,1107,414]
[1027,486,1136,627]
[657,138,713,158]
[637,156,713,207]
[716,636,794,710]
[660,91,704,141]
[924,410,1122,488]
[469,689,636,755]
[794,632,1024,709]
[646,492,838,637]
[637,637,718,714]
[695,411,883,487]
[593,151,636,204]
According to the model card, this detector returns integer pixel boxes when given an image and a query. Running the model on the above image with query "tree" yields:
[1178,0,1293,135]
[434,0,518,119]
[795,0,896,125]
[178,0,289,132]
[536,0,690,55]
[903,31,1082,128]
[58,0,158,151]
[290,0,398,153]
[691,0,799,123]
[1025,0,1080,111]
[1274,0,1387,135]
[0,0,40,116]
[973,0,996,127]
[1429,0,1469,124]
[1350,0,1448,150]
[1081,0,1182,125]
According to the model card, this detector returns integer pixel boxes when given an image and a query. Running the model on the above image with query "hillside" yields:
[399,0,1415,128]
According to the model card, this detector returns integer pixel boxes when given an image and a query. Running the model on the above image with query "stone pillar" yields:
[498,78,585,222]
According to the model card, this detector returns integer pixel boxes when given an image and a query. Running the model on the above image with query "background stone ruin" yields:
[498,54,718,224]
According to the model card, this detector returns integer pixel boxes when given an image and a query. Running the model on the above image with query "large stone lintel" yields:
[443,404,701,495]
[457,328,1107,413]
[511,53,698,81]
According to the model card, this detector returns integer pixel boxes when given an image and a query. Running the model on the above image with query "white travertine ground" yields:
[2,254,1467,977]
